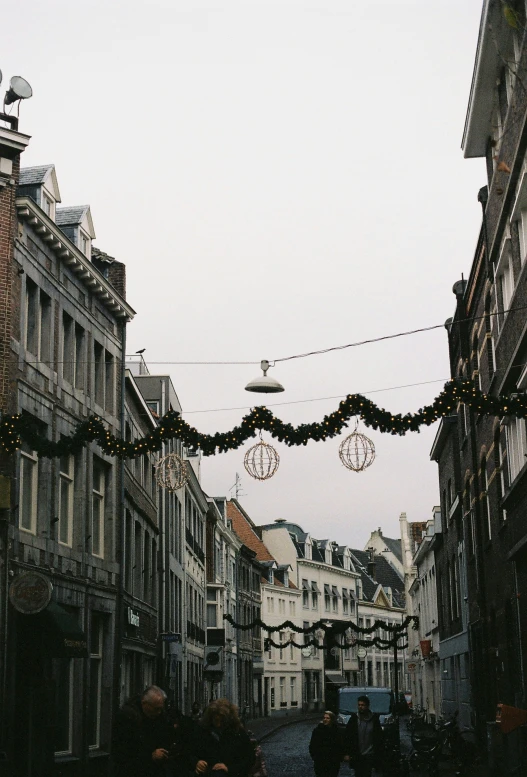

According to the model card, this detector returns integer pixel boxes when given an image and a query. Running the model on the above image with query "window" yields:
[480,456,492,542]
[472,335,481,391]
[19,442,38,533]
[311,582,319,609]
[290,677,297,706]
[485,295,495,378]
[280,676,286,706]
[25,280,51,363]
[94,341,104,406]
[505,416,527,483]
[342,589,349,615]
[494,426,508,521]
[58,453,74,546]
[80,231,89,257]
[267,596,274,613]
[324,585,331,612]
[519,207,527,264]
[496,249,515,317]
[270,677,275,708]
[92,459,105,558]
[43,194,54,219]
[279,632,285,661]
[52,658,74,754]
[88,613,104,748]
[74,323,85,389]
[279,599,286,615]
[105,352,115,414]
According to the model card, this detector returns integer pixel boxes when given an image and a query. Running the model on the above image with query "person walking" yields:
[309,711,343,777]
[342,695,383,777]
[191,698,255,777]
[112,685,170,777]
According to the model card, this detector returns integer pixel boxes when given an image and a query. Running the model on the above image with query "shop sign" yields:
[161,632,182,643]
[407,662,417,672]
[127,607,140,627]
[9,571,52,614]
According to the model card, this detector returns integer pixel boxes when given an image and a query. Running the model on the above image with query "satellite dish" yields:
[4,76,33,106]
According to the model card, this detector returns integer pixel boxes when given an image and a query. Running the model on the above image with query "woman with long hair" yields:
[309,710,343,777]
[192,699,255,777]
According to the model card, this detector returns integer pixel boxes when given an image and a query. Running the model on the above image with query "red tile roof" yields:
[226,501,275,563]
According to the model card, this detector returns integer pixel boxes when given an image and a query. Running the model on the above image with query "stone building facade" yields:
[434,1,527,768]
[0,132,135,777]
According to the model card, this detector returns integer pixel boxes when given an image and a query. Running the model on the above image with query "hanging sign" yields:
[9,571,52,614]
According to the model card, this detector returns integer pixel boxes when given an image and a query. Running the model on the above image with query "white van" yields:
[337,687,395,728]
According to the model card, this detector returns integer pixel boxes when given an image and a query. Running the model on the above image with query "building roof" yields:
[226,500,275,563]
[55,205,90,226]
[19,164,55,186]
[381,535,402,562]
[350,549,405,608]
[92,246,115,265]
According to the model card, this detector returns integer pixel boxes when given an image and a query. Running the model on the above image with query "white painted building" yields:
[404,510,442,720]
[260,520,361,712]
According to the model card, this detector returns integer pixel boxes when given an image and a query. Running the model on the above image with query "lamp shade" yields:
[245,360,284,394]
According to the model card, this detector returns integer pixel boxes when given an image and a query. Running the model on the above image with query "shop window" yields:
[88,613,104,748]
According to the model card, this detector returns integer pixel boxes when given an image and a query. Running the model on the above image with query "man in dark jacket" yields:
[112,685,170,777]
[342,695,383,777]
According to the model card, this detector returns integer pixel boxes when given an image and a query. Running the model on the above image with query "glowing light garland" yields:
[0,380,522,459]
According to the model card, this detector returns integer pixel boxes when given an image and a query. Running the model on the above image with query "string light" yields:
[1,379,525,459]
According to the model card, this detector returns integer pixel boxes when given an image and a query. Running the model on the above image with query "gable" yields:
[373,586,390,608]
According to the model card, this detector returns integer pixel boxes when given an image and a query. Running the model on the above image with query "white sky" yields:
[3,0,485,548]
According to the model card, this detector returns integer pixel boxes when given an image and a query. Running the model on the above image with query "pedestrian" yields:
[247,730,268,777]
[112,685,170,777]
[191,698,255,777]
[342,695,383,777]
[191,701,202,721]
[309,710,343,777]
[164,707,198,776]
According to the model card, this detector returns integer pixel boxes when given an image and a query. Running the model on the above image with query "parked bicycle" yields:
[436,710,479,771]
[408,723,443,776]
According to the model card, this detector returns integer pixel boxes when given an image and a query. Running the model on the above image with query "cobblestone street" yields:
[261,719,342,777]
[260,718,486,777]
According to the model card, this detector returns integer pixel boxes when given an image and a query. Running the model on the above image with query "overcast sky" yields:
[3,0,485,549]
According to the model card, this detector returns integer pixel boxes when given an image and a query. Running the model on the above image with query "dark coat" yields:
[343,712,383,762]
[309,723,343,769]
[163,714,198,776]
[191,725,255,777]
[112,695,168,777]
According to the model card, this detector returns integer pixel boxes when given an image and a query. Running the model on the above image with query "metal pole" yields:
[393,636,399,704]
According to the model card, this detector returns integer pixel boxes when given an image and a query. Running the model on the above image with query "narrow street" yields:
[260,718,484,777]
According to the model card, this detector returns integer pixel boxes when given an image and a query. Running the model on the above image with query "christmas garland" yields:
[223,613,418,634]
[1,380,523,459]
[263,635,409,650]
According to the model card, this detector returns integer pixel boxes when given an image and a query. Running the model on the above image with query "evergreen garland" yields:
[1,379,523,459]
[223,613,418,634]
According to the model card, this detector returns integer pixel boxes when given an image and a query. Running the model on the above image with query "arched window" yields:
[472,334,481,390]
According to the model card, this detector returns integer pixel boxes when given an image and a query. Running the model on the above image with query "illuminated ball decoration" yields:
[155,453,189,492]
[244,439,280,481]
[339,428,375,472]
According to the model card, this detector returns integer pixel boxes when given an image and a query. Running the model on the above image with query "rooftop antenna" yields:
[229,473,246,500]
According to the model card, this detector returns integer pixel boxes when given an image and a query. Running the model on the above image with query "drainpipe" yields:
[113,322,127,719]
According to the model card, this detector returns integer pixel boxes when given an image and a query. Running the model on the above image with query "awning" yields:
[342,588,349,600]
[311,582,320,593]
[331,586,341,598]
[302,579,310,590]
[31,601,88,657]
[324,584,331,595]
[325,671,348,685]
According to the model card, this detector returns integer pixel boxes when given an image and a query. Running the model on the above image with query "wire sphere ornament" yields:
[244,435,280,481]
[339,420,376,472]
[155,453,189,492]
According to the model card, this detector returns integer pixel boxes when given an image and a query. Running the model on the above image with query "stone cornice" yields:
[16,196,135,321]
[297,558,359,579]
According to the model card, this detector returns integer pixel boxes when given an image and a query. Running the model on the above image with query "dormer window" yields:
[80,231,89,257]
[283,570,288,587]
[268,569,274,585]
[42,193,55,220]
